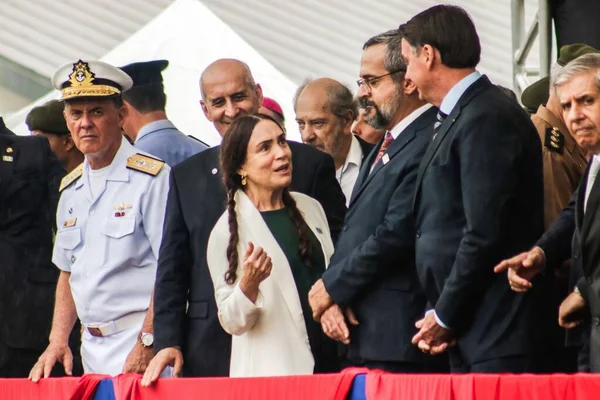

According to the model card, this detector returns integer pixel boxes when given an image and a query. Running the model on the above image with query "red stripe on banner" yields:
[0,377,79,399]
[365,372,600,400]
[113,368,367,400]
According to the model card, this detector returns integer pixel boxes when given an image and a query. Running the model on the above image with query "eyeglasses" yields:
[356,70,404,91]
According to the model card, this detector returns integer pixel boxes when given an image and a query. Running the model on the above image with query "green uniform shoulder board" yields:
[126,153,165,176]
[59,163,83,192]
[544,126,564,154]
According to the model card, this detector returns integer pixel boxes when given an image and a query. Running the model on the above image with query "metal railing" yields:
[511,0,552,96]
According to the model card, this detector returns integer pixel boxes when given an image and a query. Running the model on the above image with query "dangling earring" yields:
[241,175,247,186]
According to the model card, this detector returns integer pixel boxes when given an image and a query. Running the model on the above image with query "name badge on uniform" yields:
[63,218,77,228]
[382,154,390,165]
[2,155,13,162]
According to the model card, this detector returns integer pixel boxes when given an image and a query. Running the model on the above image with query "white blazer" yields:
[207,190,334,377]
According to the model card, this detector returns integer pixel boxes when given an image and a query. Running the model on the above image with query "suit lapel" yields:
[351,129,416,206]
[413,109,460,199]
[349,139,379,204]
[576,163,590,235]
[413,76,491,209]
[351,106,436,207]
[581,162,600,239]
[236,191,309,341]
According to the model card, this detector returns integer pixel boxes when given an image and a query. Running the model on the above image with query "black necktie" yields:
[433,111,447,139]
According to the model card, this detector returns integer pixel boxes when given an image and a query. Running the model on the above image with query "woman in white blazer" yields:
[207,114,339,377]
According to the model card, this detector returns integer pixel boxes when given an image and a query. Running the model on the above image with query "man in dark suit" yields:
[294,77,374,206]
[0,117,80,377]
[399,5,549,373]
[308,30,436,372]
[496,53,600,372]
[143,59,346,382]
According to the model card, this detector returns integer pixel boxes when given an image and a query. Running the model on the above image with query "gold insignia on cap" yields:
[60,60,122,100]
[59,163,83,192]
[126,154,165,176]
[68,61,95,87]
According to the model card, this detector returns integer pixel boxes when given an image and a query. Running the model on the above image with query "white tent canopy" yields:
[6,0,299,145]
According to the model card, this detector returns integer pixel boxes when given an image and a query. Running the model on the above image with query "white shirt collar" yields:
[389,103,433,139]
[339,135,364,174]
[439,71,482,115]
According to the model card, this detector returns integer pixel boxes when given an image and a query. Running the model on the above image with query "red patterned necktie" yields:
[372,131,394,168]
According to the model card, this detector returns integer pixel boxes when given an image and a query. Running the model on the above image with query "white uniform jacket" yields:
[52,137,170,374]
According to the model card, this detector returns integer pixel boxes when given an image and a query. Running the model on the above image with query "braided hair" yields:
[220,113,314,284]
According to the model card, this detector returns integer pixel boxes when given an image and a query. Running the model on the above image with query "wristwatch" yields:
[138,332,154,348]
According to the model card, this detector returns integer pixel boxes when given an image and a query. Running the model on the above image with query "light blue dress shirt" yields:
[135,119,207,166]
[438,71,482,116]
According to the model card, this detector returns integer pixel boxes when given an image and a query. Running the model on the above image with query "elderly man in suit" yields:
[143,59,346,383]
[0,117,80,377]
[308,30,436,372]
[294,78,374,206]
[399,5,549,373]
[496,53,600,372]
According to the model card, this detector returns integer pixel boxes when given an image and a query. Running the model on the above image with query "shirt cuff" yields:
[426,309,450,329]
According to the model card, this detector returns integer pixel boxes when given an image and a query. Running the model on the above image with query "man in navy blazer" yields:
[308,30,436,372]
[400,5,550,372]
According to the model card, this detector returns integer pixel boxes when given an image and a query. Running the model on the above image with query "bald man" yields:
[295,78,374,205]
[145,59,346,381]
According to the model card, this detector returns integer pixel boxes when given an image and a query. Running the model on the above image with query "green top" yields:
[261,207,336,372]
[260,207,325,312]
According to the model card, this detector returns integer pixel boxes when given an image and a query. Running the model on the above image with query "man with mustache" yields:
[143,59,346,382]
[308,30,438,372]
[294,78,374,206]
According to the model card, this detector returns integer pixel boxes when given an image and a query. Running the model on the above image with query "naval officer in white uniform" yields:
[29,59,170,380]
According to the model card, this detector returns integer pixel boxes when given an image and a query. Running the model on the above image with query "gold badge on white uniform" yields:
[63,218,77,228]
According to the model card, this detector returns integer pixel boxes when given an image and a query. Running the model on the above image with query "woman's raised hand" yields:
[239,242,272,303]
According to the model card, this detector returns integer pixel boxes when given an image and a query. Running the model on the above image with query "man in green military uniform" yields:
[26,100,84,174]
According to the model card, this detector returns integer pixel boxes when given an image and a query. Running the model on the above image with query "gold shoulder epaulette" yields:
[59,163,83,192]
[126,153,165,176]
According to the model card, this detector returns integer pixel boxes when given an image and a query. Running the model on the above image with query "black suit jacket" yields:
[0,118,65,350]
[537,187,590,345]
[539,161,600,371]
[153,140,346,376]
[322,107,436,364]
[413,76,548,365]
